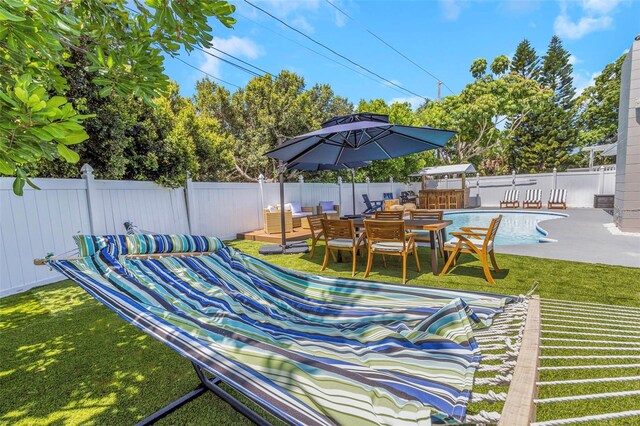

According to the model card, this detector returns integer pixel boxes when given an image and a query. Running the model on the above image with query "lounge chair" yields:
[277,202,314,228]
[400,190,418,204]
[441,215,503,284]
[523,189,542,209]
[263,206,293,234]
[41,233,517,425]
[361,194,383,214]
[363,220,420,284]
[383,192,394,200]
[548,189,567,209]
[317,201,340,218]
[500,190,519,208]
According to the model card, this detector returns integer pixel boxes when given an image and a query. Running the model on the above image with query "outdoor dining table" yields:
[344,216,453,275]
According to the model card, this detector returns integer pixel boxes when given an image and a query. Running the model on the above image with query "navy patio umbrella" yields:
[262,113,456,255]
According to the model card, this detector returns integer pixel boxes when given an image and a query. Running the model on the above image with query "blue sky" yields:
[164,0,639,108]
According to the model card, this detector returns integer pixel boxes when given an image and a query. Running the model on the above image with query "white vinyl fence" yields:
[0,166,615,297]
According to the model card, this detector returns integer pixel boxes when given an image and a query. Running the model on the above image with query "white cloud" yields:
[553,0,622,40]
[582,0,621,15]
[201,36,264,77]
[334,9,347,27]
[389,96,424,110]
[568,54,582,66]
[554,14,612,40]
[291,16,315,33]
[439,0,462,21]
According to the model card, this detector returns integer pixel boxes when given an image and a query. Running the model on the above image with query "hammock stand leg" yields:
[135,362,273,426]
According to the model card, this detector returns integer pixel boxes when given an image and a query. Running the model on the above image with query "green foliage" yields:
[0,0,236,194]
[576,53,626,151]
[421,68,549,174]
[490,55,510,76]
[510,39,540,80]
[508,36,578,172]
[470,58,488,80]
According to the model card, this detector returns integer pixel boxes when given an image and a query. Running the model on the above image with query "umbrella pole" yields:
[279,164,286,251]
[351,168,356,215]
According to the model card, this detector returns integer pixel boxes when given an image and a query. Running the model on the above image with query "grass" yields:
[1,240,639,425]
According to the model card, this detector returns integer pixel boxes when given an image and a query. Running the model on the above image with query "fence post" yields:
[337,176,343,214]
[552,167,558,190]
[389,176,394,196]
[184,172,195,234]
[298,174,304,205]
[598,165,605,195]
[81,164,98,234]
[444,174,449,189]
[366,177,370,199]
[476,173,481,206]
[511,170,516,190]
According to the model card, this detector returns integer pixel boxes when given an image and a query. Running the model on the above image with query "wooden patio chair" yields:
[440,214,503,284]
[523,189,542,209]
[410,210,445,258]
[374,210,404,220]
[500,190,520,208]
[321,219,365,277]
[307,213,332,259]
[363,220,420,284]
[548,189,567,209]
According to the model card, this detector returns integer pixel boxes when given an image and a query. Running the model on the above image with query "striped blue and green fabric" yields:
[50,234,516,425]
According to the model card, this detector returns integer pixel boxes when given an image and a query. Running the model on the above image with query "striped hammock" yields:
[49,234,518,425]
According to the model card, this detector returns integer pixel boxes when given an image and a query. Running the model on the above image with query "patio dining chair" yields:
[363,220,420,284]
[500,190,520,208]
[523,189,542,209]
[440,214,503,284]
[410,210,445,258]
[374,210,404,220]
[321,219,366,276]
[307,213,333,259]
[362,194,383,214]
[548,189,567,209]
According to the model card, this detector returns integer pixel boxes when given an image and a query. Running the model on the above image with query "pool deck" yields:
[494,208,640,268]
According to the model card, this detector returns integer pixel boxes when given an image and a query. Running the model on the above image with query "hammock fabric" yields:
[48,234,516,425]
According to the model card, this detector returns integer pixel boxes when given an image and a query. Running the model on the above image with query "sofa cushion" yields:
[267,205,278,213]
[292,211,312,218]
[320,201,334,212]
[289,201,302,213]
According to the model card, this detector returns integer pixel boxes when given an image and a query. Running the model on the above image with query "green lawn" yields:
[1,240,639,425]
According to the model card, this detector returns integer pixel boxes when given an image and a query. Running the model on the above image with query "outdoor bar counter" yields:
[418,188,470,209]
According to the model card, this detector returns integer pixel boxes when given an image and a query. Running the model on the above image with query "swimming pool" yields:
[443,211,567,245]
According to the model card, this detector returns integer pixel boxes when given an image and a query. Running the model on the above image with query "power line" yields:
[243,0,429,101]
[173,57,241,89]
[193,46,263,77]
[202,45,274,76]
[324,0,455,96]
[235,11,417,99]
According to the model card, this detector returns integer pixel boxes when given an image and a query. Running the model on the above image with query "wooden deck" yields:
[236,228,312,243]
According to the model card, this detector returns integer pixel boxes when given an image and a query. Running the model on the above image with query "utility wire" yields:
[173,57,241,89]
[325,0,455,96]
[192,46,263,77]
[243,0,429,101]
[236,11,416,99]
[203,45,274,76]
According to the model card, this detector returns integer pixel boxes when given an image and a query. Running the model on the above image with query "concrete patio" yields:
[496,208,640,267]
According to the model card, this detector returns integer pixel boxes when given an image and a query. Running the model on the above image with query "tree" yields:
[420,62,550,173]
[470,58,488,80]
[576,54,626,149]
[510,39,540,80]
[490,55,511,76]
[510,36,578,172]
[0,0,236,194]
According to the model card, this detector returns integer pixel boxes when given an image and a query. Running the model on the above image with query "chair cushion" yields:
[327,238,355,248]
[292,211,312,218]
[267,205,278,213]
[289,201,302,213]
[371,242,405,252]
[320,201,334,212]
[322,209,338,214]
[445,237,492,250]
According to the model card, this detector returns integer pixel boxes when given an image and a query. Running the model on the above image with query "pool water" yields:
[443,211,567,245]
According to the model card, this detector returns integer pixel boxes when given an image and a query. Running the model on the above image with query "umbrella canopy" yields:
[265,113,456,166]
